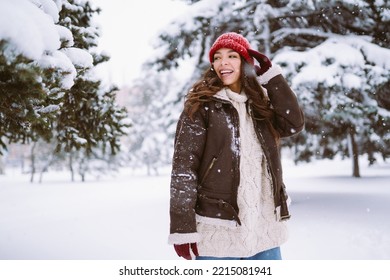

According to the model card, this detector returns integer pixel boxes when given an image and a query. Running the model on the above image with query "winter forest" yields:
[0,0,389,179]
[1,0,390,261]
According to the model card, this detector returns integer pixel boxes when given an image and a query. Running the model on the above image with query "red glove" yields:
[248,49,272,76]
[174,243,199,260]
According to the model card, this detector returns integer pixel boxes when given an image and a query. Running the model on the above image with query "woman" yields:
[168,32,304,260]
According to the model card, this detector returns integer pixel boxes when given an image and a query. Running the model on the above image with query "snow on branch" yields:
[272,28,334,44]
[0,0,92,89]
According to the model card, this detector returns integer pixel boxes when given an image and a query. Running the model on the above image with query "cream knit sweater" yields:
[196,88,288,258]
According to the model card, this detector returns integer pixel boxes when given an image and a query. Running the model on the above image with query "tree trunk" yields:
[348,128,360,178]
[79,157,86,182]
[0,154,4,175]
[69,153,75,182]
[30,142,37,183]
[39,152,54,183]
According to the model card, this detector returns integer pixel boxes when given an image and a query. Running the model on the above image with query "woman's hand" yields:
[174,243,199,260]
[248,49,272,76]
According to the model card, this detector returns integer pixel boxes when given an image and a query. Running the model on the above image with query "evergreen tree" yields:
[48,0,130,181]
[0,0,130,180]
[274,37,390,177]
[0,0,79,155]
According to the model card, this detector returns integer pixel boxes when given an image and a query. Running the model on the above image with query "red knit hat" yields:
[209,32,254,65]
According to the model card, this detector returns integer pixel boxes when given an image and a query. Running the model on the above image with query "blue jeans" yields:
[196,247,282,260]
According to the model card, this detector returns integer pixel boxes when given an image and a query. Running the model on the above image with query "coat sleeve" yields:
[259,65,305,138]
[168,108,207,245]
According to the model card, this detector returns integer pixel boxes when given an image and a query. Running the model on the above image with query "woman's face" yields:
[212,48,242,93]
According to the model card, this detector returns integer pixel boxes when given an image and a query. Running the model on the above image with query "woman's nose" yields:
[220,57,228,65]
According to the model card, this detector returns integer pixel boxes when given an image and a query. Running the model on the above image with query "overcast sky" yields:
[91,0,187,87]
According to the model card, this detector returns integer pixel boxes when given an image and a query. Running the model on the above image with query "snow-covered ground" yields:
[0,156,389,260]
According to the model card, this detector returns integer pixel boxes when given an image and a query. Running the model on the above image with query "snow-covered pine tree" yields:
[274,37,390,176]
[50,0,130,181]
[0,0,75,155]
[272,0,390,177]
[0,0,130,181]
[140,0,389,177]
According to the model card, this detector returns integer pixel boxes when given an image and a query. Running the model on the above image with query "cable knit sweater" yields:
[196,88,288,258]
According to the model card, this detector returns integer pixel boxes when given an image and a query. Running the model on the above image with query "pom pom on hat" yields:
[209,32,254,65]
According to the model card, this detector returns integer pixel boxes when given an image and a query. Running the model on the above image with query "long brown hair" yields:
[184,58,279,139]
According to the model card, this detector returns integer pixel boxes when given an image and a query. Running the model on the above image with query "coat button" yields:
[215,102,222,109]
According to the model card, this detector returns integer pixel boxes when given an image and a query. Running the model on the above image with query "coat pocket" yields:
[199,156,217,186]
[196,190,241,225]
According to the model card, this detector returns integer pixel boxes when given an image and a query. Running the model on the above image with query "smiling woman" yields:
[168,32,305,260]
[90,0,187,86]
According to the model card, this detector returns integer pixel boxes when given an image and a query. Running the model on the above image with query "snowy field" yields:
[0,156,389,260]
